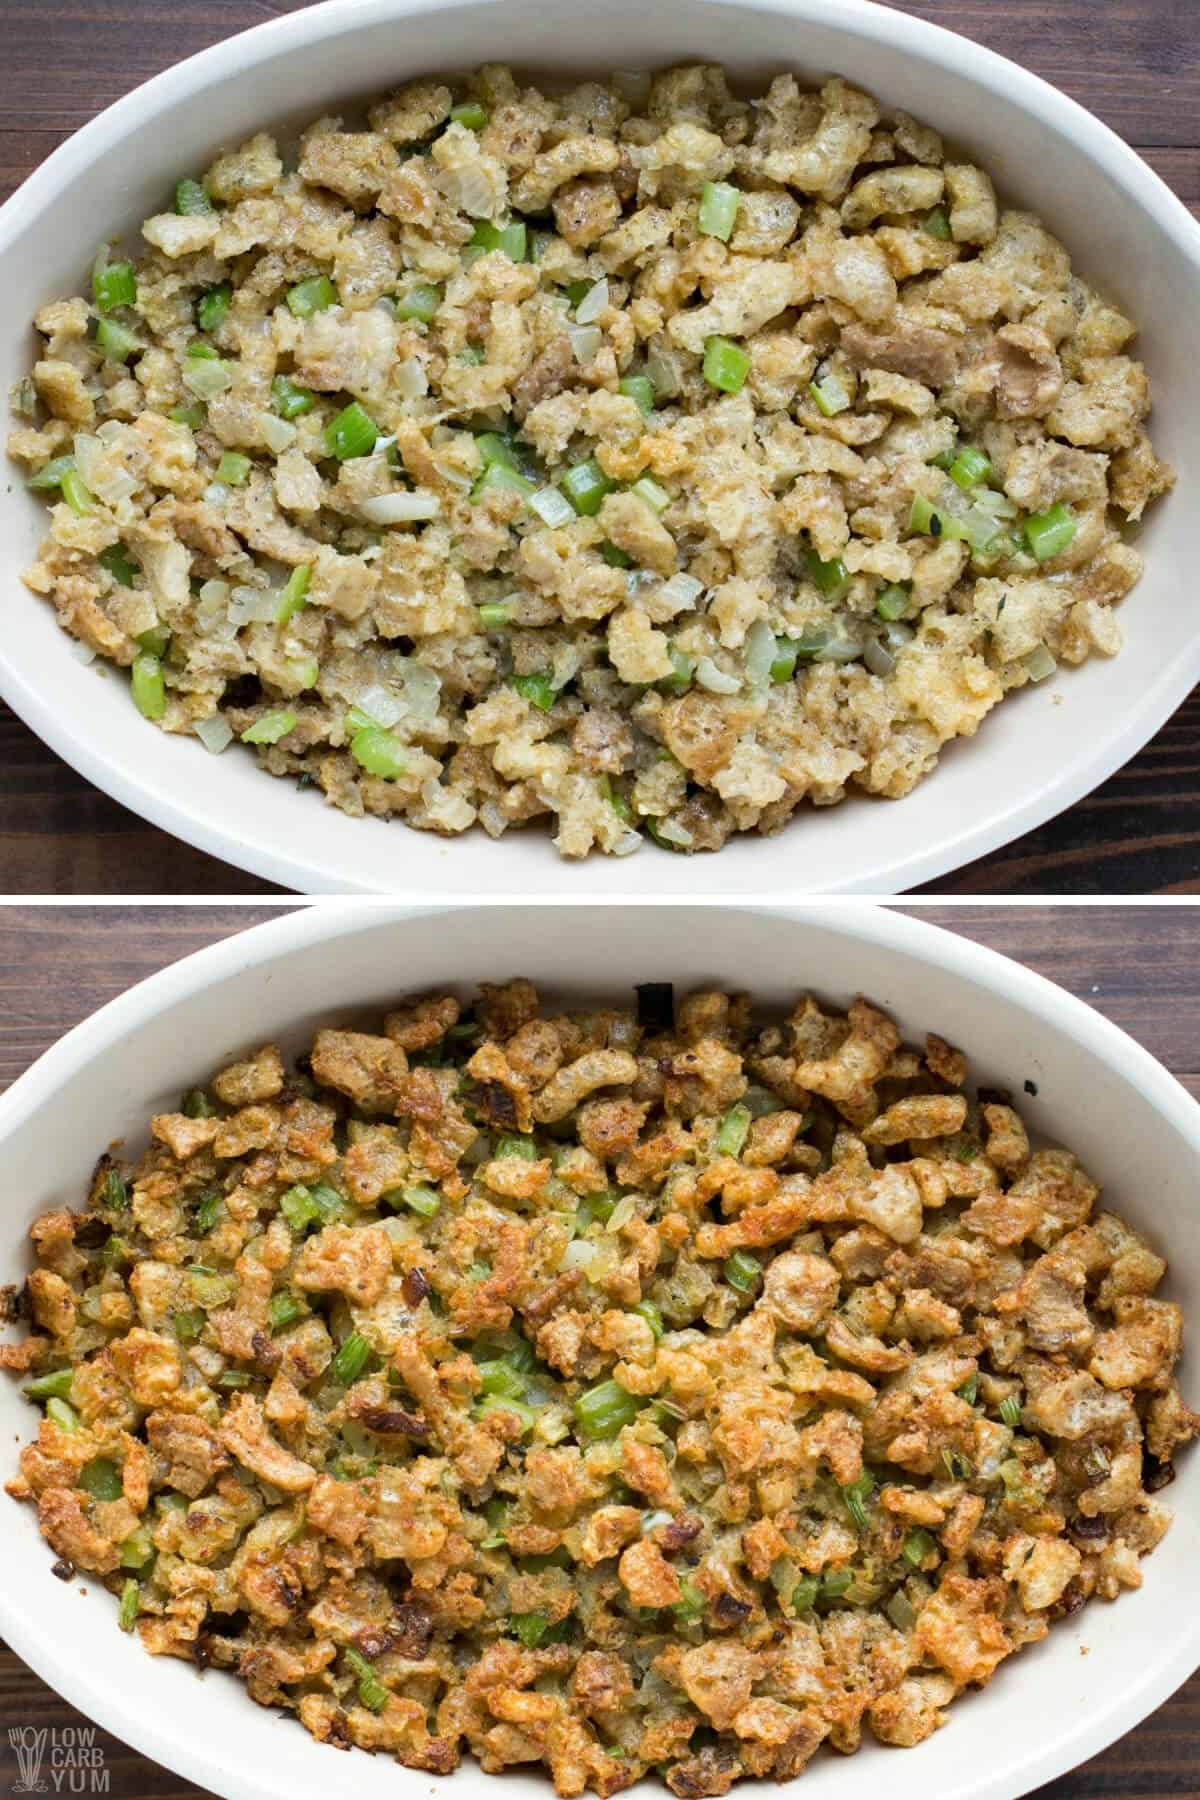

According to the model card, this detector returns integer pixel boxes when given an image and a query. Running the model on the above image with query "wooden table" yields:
[2,1,1199,894]
[0,903,1197,1796]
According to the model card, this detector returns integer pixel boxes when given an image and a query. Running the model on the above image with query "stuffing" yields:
[7,977,1187,1794]
[11,64,1168,859]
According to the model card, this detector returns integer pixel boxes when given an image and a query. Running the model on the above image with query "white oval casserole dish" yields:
[0,901,1196,1798]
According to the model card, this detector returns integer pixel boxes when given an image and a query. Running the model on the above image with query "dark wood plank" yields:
[0,1,1196,893]
[0,903,1197,1797]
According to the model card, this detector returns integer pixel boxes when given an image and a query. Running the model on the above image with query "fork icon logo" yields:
[8,1728,48,1794]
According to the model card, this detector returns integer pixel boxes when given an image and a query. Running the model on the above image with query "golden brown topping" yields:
[3,975,1188,1794]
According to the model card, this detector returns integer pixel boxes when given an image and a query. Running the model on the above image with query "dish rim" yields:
[1,899,1199,1800]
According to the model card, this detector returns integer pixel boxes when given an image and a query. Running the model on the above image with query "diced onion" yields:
[379,1214,419,1244]
[1024,644,1057,682]
[228,584,280,625]
[194,579,232,636]
[68,639,98,666]
[73,433,137,506]
[359,490,441,524]
[658,572,704,612]
[612,827,643,857]
[203,481,230,507]
[606,1195,638,1233]
[568,324,603,364]
[863,637,894,678]
[449,165,495,217]
[394,355,428,399]
[259,411,297,454]
[655,817,694,847]
[696,655,740,694]
[563,1240,598,1272]
[400,660,442,721]
[641,1509,673,1533]
[195,714,234,754]
[972,485,1018,519]
[815,630,864,663]
[881,620,915,654]
[960,504,1008,553]
[358,683,405,728]
[434,458,473,491]
[644,346,683,399]
[181,357,233,399]
[530,485,576,529]
[576,277,609,324]
[743,618,777,685]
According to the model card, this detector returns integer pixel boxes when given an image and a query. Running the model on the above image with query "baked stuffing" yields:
[5,980,1195,1792]
[8,65,1173,856]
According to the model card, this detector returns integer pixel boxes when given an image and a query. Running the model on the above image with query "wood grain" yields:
[1,1,1198,893]
[0,903,1197,1797]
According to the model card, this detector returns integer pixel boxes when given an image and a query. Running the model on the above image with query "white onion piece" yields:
[863,637,894,678]
[973,485,1018,519]
[563,1240,598,1272]
[881,620,914,654]
[641,1509,673,1534]
[1024,644,1057,682]
[655,817,694,847]
[606,1194,638,1232]
[576,277,609,324]
[228,585,280,625]
[530,485,575,529]
[400,661,441,721]
[203,481,230,508]
[695,655,740,695]
[644,347,682,399]
[434,459,473,491]
[658,571,704,613]
[357,683,404,728]
[449,165,494,217]
[195,714,233,754]
[568,324,603,364]
[394,356,428,399]
[181,357,233,399]
[743,618,777,685]
[259,411,297,454]
[359,490,440,524]
[195,579,233,637]
[68,639,97,666]
[73,434,137,506]
[815,631,864,663]
[378,1214,419,1244]
[612,827,643,857]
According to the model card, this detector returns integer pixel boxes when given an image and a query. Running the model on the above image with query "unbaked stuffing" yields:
[5,980,1194,1791]
[8,65,1173,858]
[11,64,1178,860]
